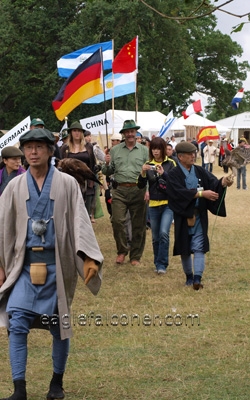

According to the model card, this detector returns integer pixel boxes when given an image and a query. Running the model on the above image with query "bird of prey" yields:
[58,158,101,198]
[223,146,250,171]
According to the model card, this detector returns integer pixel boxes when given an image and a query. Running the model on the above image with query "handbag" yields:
[156,176,167,193]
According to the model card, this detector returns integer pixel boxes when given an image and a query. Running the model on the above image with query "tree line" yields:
[0,0,249,131]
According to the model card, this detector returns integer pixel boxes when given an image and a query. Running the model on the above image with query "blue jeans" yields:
[8,310,69,380]
[181,232,205,277]
[204,163,213,173]
[149,205,173,271]
[237,166,247,189]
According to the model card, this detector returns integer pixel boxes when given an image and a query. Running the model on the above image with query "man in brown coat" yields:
[0,128,103,400]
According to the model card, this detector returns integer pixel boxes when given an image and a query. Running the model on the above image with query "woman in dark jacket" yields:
[60,121,96,219]
[137,137,176,274]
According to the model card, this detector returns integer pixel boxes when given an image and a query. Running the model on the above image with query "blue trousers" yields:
[181,231,205,277]
[149,205,173,271]
[8,310,69,380]
[237,166,247,189]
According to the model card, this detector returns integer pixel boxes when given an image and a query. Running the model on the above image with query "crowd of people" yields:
[0,117,245,399]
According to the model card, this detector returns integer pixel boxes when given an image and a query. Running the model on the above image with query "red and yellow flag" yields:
[112,36,138,73]
[52,49,103,121]
[197,126,219,143]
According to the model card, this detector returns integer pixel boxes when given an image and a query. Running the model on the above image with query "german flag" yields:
[197,126,220,143]
[52,49,103,121]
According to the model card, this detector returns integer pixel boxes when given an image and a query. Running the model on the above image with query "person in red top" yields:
[219,138,232,173]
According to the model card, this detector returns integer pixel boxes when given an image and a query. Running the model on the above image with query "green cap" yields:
[30,118,45,127]
[119,120,140,133]
[19,128,55,146]
[61,129,69,140]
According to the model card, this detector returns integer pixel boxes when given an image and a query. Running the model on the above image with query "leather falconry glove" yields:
[222,174,234,187]
[83,257,99,285]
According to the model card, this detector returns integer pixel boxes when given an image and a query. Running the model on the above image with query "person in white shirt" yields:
[203,140,217,173]
[169,136,177,155]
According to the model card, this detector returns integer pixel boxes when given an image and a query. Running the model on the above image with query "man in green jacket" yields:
[102,120,148,266]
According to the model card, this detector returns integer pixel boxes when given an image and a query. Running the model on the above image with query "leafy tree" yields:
[0,0,249,130]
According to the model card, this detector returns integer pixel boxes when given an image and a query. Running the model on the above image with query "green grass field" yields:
[1,162,250,399]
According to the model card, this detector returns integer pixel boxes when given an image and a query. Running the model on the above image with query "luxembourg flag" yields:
[57,41,113,78]
[157,110,176,139]
[182,100,202,119]
[231,88,244,109]
[83,71,136,103]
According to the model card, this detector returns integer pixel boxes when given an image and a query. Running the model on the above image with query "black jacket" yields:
[166,164,227,255]
[137,158,176,201]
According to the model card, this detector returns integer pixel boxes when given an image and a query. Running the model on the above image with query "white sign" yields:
[80,112,114,135]
[0,116,31,155]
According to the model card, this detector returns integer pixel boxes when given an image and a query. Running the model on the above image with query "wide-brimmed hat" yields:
[1,146,23,158]
[110,133,122,141]
[67,121,85,132]
[175,141,197,153]
[19,128,55,146]
[30,118,45,127]
[119,120,140,133]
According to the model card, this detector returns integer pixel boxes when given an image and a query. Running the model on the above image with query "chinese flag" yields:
[112,36,138,73]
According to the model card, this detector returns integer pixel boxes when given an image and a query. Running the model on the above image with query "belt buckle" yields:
[31,247,44,252]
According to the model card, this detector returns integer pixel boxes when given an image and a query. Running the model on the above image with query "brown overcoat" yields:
[0,167,103,339]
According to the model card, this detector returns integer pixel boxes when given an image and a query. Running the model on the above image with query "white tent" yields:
[170,114,230,133]
[216,112,250,144]
[80,109,167,137]
[216,112,250,129]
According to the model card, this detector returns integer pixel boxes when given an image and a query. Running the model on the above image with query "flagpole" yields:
[135,71,138,123]
[100,49,109,149]
[112,39,115,136]
[135,37,139,123]
[112,72,115,135]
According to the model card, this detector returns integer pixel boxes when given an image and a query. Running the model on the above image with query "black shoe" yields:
[185,273,193,286]
[46,373,65,400]
[0,380,27,400]
[193,275,203,290]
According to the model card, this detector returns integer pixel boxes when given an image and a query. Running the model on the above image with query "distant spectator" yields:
[219,138,232,173]
[0,146,26,196]
[166,143,178,164]
[169,135,177,155]
[136,131,143,143]
[237,138,248,190]
[203,140,217,173]
[30,118,45,129]
[60,129,69,145]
